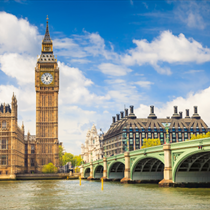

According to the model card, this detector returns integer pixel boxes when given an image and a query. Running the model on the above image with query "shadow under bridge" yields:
[175,152,210,183]
[109,162,125,180]
[84,168,90,178]
[94,165,103,178]
[132,157,164,182]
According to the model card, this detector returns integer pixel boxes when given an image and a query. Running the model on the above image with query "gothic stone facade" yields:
[81,125,103,163]
[0,19,60,179]
[35,18,60,171]
[103,105,209,157]
[0,95,25,178]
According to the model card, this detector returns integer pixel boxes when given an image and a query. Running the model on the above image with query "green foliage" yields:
[59,145,64,166]
[190,132,210,140]
[59,147,83,167]
[42,163,58,173]
[141,138,161,149]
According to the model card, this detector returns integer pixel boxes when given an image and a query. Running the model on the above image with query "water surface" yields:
[1,180,210,209]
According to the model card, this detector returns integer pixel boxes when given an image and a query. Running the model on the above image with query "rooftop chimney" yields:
[179,112,182,119]
[148,105,157,119]
[130,105,134,114]
[116,114,120,121]
[172,106,180,119]
[120,111,124,119]
[128,105,136,119]
[185,109,190,118]
[125,109,128,117]
[192,106,200,119]
[112,116,116,124]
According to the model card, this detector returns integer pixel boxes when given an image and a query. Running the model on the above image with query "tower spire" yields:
[43,15,51,43]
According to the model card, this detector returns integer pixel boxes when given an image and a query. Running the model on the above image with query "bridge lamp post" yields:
[165,123,170,144]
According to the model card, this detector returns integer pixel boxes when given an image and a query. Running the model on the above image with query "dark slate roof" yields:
[43,20,51,43]
[104,114,209,140]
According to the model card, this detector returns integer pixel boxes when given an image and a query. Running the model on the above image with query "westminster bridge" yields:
[81,138,210,186]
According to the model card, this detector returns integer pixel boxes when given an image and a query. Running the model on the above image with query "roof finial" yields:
[46,15,49,23]
[43,15,51,43]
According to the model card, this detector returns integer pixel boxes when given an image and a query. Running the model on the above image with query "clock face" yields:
[41,73,53,85]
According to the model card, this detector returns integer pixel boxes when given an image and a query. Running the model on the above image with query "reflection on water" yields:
[0,180,210,210]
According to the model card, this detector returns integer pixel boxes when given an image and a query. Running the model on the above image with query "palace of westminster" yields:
[0,19,209,178]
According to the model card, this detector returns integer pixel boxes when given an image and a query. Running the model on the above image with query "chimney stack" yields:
[125,109,128,117]
[185,109,190,118]
[130,105,134,114]
[116,114,120,121]
[172,106,179,119]
[179,112,182,119]
[192,106,200,119]
[174,106,178,114]
[150,105,154,114]
[148,105,157,119]
[120,111,124,119]
[112,116,116,123]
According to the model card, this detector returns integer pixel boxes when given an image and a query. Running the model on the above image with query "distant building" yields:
[103,105,209,157]
[81,125,103,163]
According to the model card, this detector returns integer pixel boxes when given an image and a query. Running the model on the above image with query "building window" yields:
[172,132,176,142]
[25,145,28,154]
[136,139,140,149]
[93,140,95,144]
[1,140,7,149]
[25,159,27,167]
[154,132,158,139]
[42,159,45,165]
[129,139,133,151]
[136,132,139,138]
[178,132,182,142]
[2,121,6,128]
[31,158,35,167]
[0,171,1,175]
[31,145,35,154]
[122,133,127,139]
[184,132,188,139]
[148,132,151,138]
[0,155,7,165]
[130,132,133,138]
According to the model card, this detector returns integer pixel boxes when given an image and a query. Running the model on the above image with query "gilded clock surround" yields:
[40,71,54,86]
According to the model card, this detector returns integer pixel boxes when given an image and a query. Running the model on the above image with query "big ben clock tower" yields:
[35,17,59,171]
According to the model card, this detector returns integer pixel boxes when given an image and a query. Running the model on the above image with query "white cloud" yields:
[135,86,210,126]
[0,12,41,55]
[0,53,36,85]
[122,31,210,74]
[98,63,132,76]
[59,62,110,106]
[54,38,87,58]
[134,81,154,88]
[174,2,208,30]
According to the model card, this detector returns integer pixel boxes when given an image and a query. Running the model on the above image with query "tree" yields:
[59,145,64,166]
[62,152,74,166]
[141,138,161,149]
[74,155,83,167]
[42,163,58,173]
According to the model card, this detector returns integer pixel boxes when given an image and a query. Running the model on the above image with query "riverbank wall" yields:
[0,173,80,180]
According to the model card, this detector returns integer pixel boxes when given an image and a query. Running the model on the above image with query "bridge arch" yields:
[84,167,90,178]
[173,150,210,183]
[107,160,125,180]
[93,164,104,179]
[130,155,164,182]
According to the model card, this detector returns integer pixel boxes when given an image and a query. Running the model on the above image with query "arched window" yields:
[2,121,6,128]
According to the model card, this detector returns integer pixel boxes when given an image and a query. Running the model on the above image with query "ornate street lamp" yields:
[165,123,170,144]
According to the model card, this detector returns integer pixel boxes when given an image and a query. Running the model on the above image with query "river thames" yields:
[1,180,210,209]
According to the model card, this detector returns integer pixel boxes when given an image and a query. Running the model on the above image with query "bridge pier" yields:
[101,157,108,181]
[87,161,94,180]
[159,144,173,187]
[120,152,131,183]
[80,165,84,178]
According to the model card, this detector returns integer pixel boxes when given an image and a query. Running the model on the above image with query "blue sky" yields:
[0,0,210,154]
